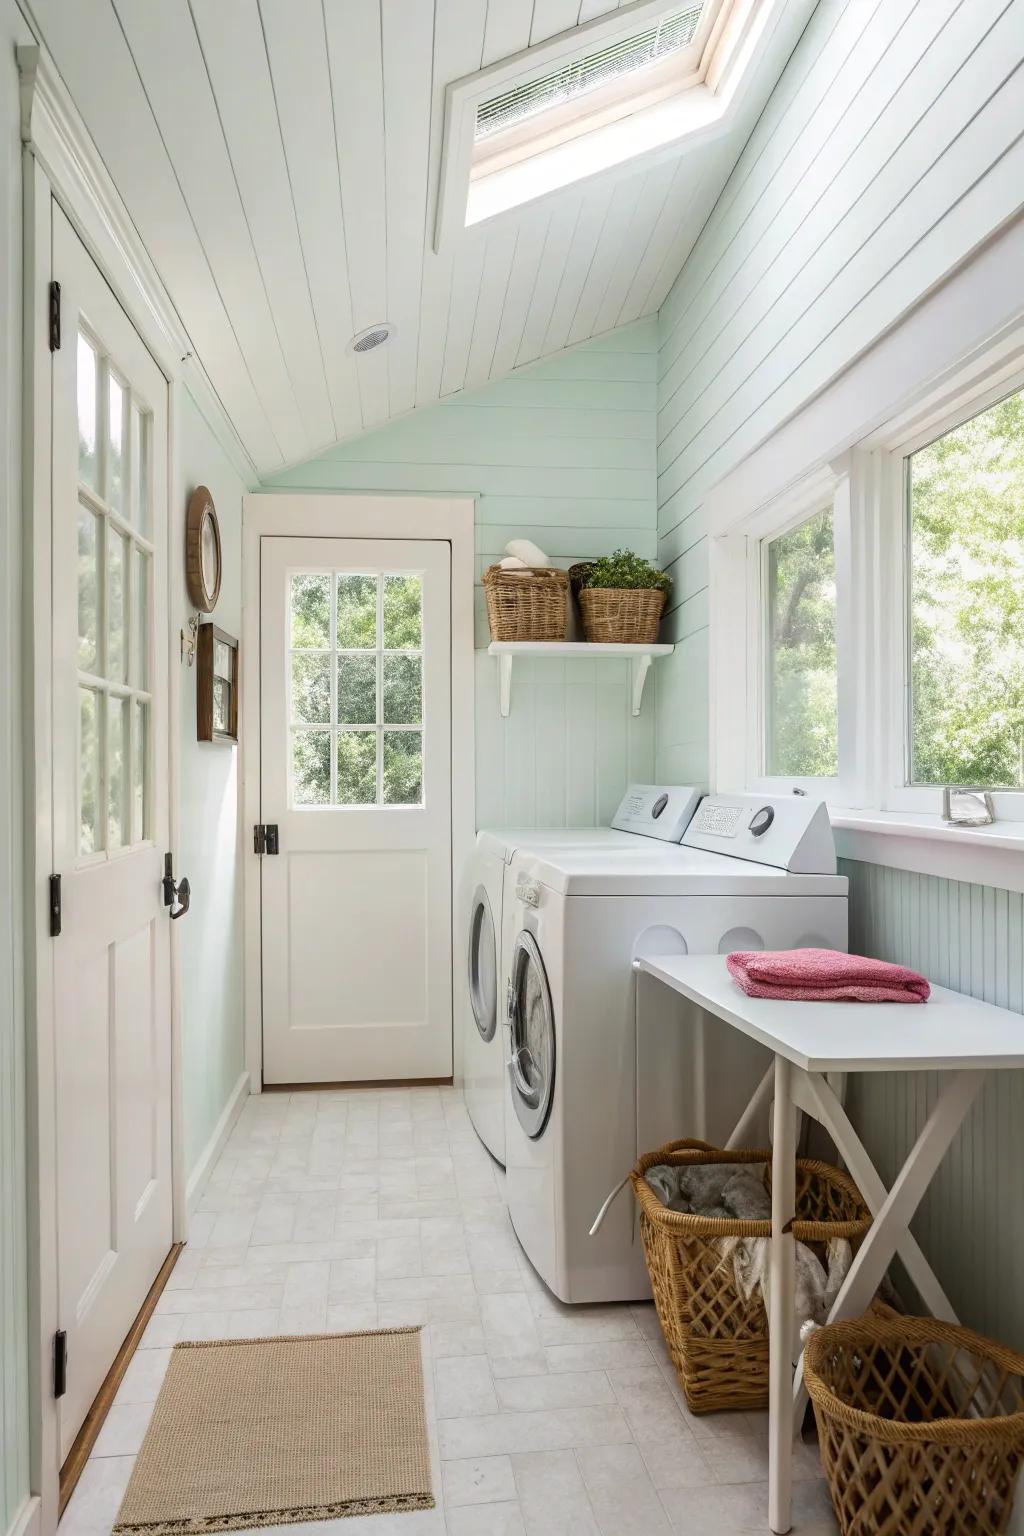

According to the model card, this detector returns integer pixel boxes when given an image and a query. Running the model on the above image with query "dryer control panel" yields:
[681,793,837,873]
[610,784,702,841]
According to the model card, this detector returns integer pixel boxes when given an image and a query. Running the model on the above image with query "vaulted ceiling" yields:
[24,0,812,479]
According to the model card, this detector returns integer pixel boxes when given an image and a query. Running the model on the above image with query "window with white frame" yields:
[764,506,838,780]
[712,363,1024,819]
[904,386,1024,792]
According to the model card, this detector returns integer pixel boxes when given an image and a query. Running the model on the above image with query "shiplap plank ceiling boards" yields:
[26,0,813,477]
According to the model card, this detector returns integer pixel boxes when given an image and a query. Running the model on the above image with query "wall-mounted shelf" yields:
[487,641,674,718]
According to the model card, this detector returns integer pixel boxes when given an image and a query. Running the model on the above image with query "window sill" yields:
[830,808,1024,894]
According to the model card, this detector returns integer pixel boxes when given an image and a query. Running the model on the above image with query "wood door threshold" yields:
[263,1076,454,1091]
[59,1242,184,1517]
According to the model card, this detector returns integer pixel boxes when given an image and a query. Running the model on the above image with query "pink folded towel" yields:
[726,947,930,1004]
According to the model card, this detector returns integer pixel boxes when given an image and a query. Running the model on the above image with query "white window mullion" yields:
[330,574,338,806]
[375,574,384,805]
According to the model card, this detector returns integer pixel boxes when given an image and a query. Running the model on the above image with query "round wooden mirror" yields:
[185,485,222,612]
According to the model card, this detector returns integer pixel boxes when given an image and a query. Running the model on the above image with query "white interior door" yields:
[260,537,453,1084]
[50,204,173,1457]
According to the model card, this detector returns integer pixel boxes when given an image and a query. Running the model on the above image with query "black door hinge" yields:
[49,281,61,351]
[254,824,279,855]
[53,1330,67,1399]
[49,874,62,937]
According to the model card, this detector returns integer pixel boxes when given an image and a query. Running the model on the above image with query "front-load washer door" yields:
[468,885,498,1043]
[507,930,555,1140]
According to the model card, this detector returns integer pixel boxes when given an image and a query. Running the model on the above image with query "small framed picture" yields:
[197,623,239,744]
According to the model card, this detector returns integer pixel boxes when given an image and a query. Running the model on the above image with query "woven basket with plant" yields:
[630,1139,871,1415]
[576,549,672,644]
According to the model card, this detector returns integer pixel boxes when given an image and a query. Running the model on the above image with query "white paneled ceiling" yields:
[24,0,811,478]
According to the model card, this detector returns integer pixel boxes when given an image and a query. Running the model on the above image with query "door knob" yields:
[163,853,191,920]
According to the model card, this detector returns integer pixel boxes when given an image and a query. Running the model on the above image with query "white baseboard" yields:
[185,1069,250,1221]
[5,1496,41,1536]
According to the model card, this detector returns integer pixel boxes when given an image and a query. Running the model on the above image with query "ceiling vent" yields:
[348,322,395,355]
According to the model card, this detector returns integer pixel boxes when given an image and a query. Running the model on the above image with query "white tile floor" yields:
[61,1086,839,1536]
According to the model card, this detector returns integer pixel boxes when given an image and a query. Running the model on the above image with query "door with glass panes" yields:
[51,204,173,1457]
[259,537,452,1083]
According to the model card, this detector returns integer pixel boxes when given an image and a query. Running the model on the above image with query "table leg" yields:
[785,1069,982,1438]
[769,1054,796,1536]
[812,1068,984,1330]
[793,1070,962,1322]
[725,1060,775,1150]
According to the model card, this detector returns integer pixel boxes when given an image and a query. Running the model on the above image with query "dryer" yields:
[502,794,848,1304]
[462,786,702,1165]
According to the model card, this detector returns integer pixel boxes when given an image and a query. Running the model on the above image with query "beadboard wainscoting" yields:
[652,0,1024,784]
[842,858,1024,1349]
[266,321,659,827]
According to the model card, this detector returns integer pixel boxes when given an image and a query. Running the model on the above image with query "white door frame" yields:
[241,493,476,1092]
[19,45,255,1534]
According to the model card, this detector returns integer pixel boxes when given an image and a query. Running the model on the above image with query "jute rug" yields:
[113,1329,434,1534]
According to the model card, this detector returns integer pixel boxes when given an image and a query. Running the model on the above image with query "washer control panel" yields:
[689,803,743,837]
[682,793,837,873]
[610,784,702,841]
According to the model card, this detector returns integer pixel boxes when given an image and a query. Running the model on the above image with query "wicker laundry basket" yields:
[578,585,666,644]
[805,1312,1024,1535]
[631,1139,871,1415]
[483,565,569,642]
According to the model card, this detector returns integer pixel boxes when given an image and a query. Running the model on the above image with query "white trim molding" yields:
[833,813,1024,897]
[185,1070,250,1218]
[240,494,476,1092]
[4,1496,41,1536]
[17,44,256,490]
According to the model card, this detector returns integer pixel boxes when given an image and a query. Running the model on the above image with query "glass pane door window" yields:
[764,507,838,779]
[289,570,424,807]
[76,329,154,855]
[907,384,1024,790]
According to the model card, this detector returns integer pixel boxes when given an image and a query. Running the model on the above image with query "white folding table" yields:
[636,953,1024,1535]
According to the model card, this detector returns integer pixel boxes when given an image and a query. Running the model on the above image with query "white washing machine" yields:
[462,786,702,1165]
[503,793,849,1304]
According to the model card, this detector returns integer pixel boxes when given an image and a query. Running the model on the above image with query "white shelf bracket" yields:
[631,653,653,717]
[498,652,513,718]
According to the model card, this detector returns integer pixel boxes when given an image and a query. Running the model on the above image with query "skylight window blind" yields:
[474,4,705,139]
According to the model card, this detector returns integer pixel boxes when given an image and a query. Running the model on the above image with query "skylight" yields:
[474,5,705,140]
[434,0,787,249]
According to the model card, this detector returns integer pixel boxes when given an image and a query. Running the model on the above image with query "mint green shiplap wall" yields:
[265,320,659,828]
[177,392,247,1180]
[653,0,1024,784]
[842,859,1024,1348]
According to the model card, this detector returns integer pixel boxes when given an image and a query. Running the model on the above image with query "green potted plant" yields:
[573,549,672,644]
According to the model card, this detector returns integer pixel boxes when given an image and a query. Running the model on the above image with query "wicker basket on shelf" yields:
[805,1311,1024,1535]
[483,565,569,642]
[630,1138,871,1415]
[578,585,666,644]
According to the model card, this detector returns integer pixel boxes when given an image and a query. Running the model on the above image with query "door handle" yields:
[163,853,191,920]
[170,877,190,920]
